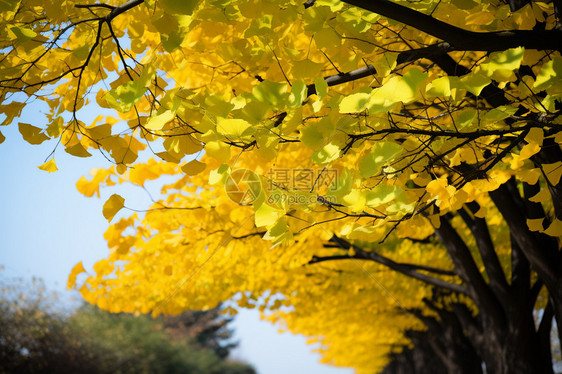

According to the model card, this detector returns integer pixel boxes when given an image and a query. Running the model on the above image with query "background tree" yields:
[1,0,562,372]
[0,277,255,374]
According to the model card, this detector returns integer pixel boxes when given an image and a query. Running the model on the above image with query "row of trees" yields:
[0,278,255,374]
[1,0,562,372]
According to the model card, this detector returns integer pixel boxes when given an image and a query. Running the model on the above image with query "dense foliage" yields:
[0,278,254,374]
[1,0,562,372]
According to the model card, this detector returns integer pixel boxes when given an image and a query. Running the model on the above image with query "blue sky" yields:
[0,108,353,374]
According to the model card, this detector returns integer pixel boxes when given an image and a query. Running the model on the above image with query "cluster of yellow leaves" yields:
[2,0,561,371]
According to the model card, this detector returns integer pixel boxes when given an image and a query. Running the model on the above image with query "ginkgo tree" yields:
[1,0,562,372]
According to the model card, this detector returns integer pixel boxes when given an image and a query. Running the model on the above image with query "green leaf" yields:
[371,68,427,106]
[426,76,451,97]
[105,64,156,112]
[145,110,175,131]
[9,26,37,42]
[483,106,518,121]
[460,72,491,96]
[254,203,282,227]
[244,15,273,37]
[204,141,231,162]
[358,142,403,178]
[209,164,231,185]
[252,81,289,106]
[480,47,525,77]
[399,68,428,99]
[336,7,374,33]
[373,53,397,78]
[311,143,341,164]
[151,11,193,51]
[161,0,200,14]
[456,109,477,129]
[303,5,332,32]
[263,217,292,245]
[329,168,354,202]
[291,59,323,80]
[216,118,254,139]
[299,117,332,149]
[0,0,20,13]
[365,185,402,207]
[534,57,562,91]
[339,92,371,113]
[289,81,307,106]
[315,77,328,99]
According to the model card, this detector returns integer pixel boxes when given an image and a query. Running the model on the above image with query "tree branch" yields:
[307,65,376,96]
[341,0,562,52]
[458,202,509,304]
[105,0,144,21]
[306,42,455,96]
[314,235,468,294]
[310,254,457,276]
[434,216,505,326]
[489,183,558,291]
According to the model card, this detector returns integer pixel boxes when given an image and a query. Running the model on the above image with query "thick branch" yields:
[106,0,144,21]
[341,0,562,52]
[349,122,549,140]
[307,43,454,96]
[307,65,376,96]
[318,235,467,294]
[427,53,510,108]
[489,184,558,290]
[458,202,509,304]
[538,300,554,367]
[434,216,505,325]
[310,254,456,276]
[532,137,562,218]
[510,232,531,297]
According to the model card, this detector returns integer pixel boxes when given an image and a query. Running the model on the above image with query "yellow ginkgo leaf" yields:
[67,261,86,290]
[9,25,37,42]
[254,203,282,227]
[161,0,200,14]
[543,162,562,185]
[19,122,49,145]
[204,141,231,162]
[216,118,254,139]
[145,110,175,131]
[38,159,58,173]
[529,187,550,203]
[103,194,125,222]
[526,127,544,146]
[518,168,541,185]
[526,218,545,232]
[181,159,207,176]
[65,142,92,158]
[519,142,541,159]
[543,219,562,237]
